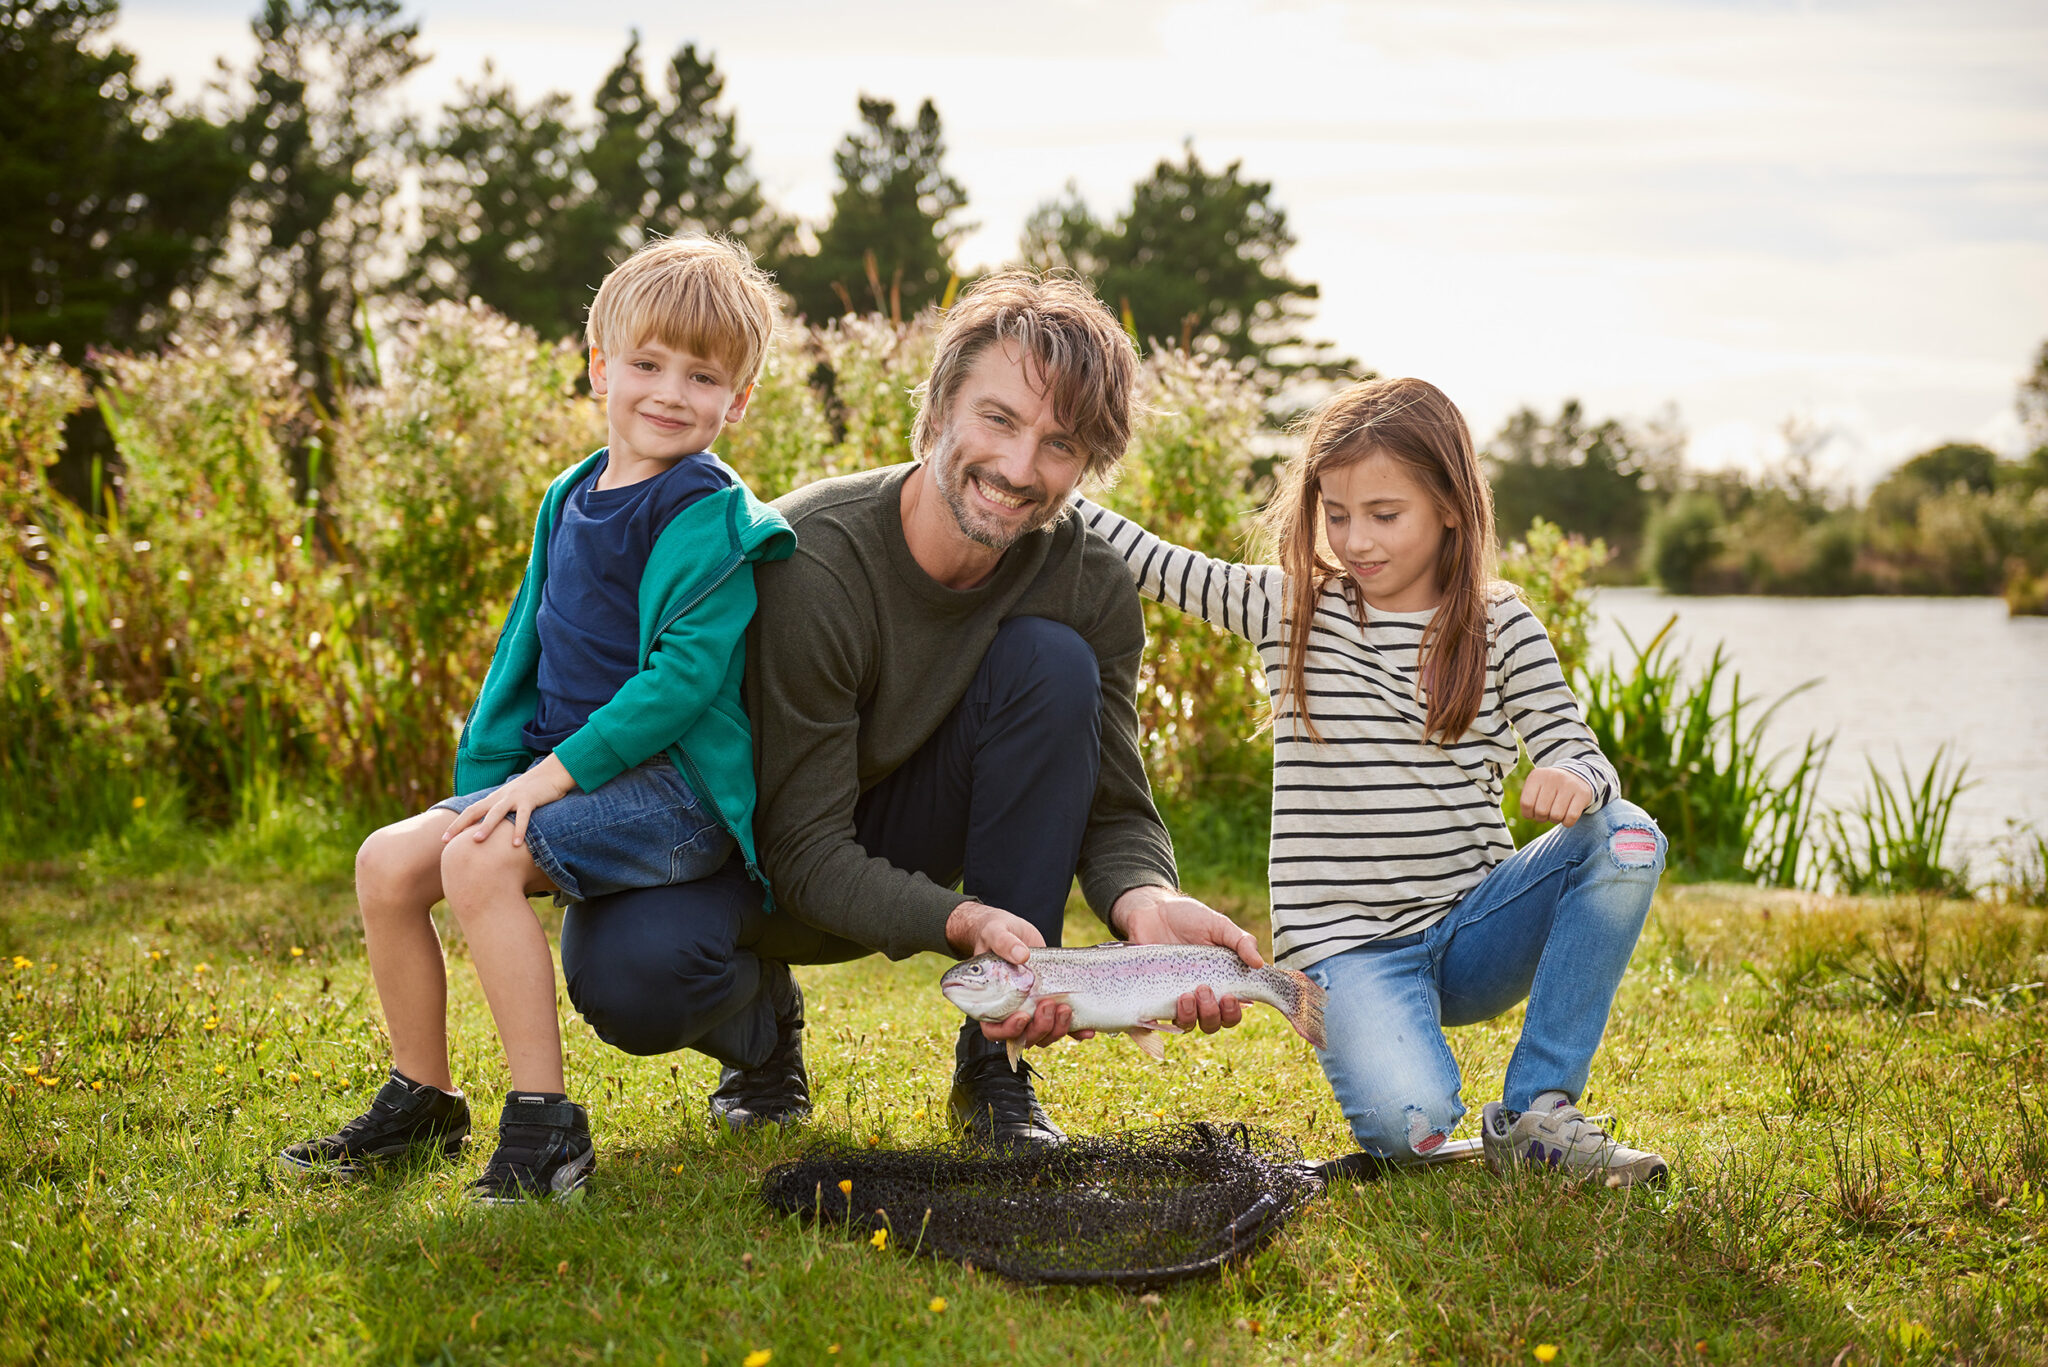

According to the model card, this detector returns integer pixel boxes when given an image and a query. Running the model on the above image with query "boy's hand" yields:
[1519,766,1595,827]
[444,753,577,850]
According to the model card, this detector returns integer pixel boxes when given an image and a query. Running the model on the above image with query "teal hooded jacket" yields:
[453,449,797,886]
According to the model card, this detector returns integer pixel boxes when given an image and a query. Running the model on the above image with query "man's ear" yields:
[725,383,755,423]
[588,346,608,396]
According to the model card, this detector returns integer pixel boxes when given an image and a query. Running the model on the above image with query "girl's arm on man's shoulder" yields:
[1490,596,1620,810]
[1069,493,1281,644]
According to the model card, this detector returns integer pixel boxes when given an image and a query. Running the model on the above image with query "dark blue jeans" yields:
[560,617,1105,1070]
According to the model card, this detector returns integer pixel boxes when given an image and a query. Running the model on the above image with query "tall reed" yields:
[1821,747,1973,899]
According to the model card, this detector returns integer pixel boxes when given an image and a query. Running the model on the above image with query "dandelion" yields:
[837,1180,852,1195]
[826,1346,840,1356]
[132,796,147,809]
[91,1081,104,1092]
[23,1065,38,1076]
[1534,1347,1560,1363]
[214,1064,227,1075]
[11,956,30,971]
[288,1072,301,1083]
[203,1019,219,1031]
[870,1229,888,1251]
[195,963,211,975]
[310,1071,321,1080]
[290,947,305,958]
[673,1164,686,1175]
[148,951,161,962]
[743,1352,772,1367]
[928,1297,947,1313]
[38,1076,58,1088]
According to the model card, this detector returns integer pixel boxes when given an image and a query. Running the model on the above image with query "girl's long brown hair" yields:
[1256,377,1499,746]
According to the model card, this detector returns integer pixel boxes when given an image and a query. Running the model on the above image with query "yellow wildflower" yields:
[91,1081,103,1092]
[38,1076,57,1087]
[742,1352,772,1367]
[928,1297,947,1313]
[310,1071,321,1080]
[203,1019,218,1031]
[288,1072,301,1083]
[290,947,305,958]
[22,1065,37,1077]
[826,1347,840,1357]
[194,962,210,975]
[131,795,147,809]
[673,1164,686,1175]
[870,1229,888,1251]
[214,1064,227,1075]
[837,1180,852,1195]
[1534,1347,1560,1363]
[9,956,29,971]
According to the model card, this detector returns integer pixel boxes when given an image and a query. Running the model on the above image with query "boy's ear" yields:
[588,346,608,396]
[725,383,755,424]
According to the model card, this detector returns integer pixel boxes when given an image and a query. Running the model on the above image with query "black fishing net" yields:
[759,1122,1345,1289]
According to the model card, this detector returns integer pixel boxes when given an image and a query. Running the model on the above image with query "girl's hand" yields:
[1519,766,1595,827]
[443,754,576,850]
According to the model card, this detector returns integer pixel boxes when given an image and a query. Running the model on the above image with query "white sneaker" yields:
[1481,1099,1668,1189]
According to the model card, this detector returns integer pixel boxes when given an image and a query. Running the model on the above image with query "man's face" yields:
[927,342,1089,552]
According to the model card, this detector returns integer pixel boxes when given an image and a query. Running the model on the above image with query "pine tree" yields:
[1020,144,1349,379]
[779,96,969,322]
[225,0,424,407]
[0,0,244,357]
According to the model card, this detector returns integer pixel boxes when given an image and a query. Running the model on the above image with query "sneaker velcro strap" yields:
[502,1100,583,1131]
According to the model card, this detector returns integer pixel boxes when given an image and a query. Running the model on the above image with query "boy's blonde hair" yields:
[585,236,779,388]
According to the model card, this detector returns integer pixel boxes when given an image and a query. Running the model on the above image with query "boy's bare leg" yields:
[439,824,567,1096]
[355,809,464,1092]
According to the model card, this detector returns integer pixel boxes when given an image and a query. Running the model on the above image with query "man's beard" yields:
[928,426,1063,552]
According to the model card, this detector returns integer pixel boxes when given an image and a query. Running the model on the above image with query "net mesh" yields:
[759,1122,1327,1288]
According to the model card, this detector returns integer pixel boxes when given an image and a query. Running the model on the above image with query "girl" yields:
[1074,377,1669,1186]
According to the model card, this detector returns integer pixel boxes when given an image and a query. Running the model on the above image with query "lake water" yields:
[1587,589,2048,871]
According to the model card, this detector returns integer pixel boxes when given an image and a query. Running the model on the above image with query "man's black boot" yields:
[708,961,811,1132]
[948,1019,1064,1149]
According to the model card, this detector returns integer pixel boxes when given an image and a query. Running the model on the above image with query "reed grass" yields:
[1822,747,1976,899]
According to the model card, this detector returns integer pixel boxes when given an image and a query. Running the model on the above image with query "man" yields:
[559,271,1259,1145]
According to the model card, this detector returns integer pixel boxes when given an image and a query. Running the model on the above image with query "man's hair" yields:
[912,270,1140,480]
[585,236,779,388]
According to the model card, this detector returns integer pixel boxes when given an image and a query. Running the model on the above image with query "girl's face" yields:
[1319,451,1457,613]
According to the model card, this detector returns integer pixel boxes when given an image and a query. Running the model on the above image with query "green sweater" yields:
[454,449,796,880]
[745,463,1179,959]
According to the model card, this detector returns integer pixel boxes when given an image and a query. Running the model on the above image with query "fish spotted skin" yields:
[939,943,1326,1063]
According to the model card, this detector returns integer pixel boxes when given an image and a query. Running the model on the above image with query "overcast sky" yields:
[117,0,2048,486]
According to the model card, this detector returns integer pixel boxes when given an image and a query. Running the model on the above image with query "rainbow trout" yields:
[939,944,1326,1069]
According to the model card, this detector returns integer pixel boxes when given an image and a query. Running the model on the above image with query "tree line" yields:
[2,0,1347,405]
[7,0,2043,610]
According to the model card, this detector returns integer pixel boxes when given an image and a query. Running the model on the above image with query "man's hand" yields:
[1519,766,1595,828]
[945,901,1089,1049]
[1111,885,1261,1035]
[443,752,576,849]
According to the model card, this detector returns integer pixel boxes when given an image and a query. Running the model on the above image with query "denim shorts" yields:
[434,757,733,903]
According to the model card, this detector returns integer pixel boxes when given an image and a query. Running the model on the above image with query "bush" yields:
[0,305,1277,857]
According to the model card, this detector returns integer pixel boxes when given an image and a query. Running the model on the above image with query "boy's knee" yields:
[1347,1092,1462,1162]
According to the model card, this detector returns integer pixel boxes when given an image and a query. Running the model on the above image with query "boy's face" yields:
[589,337,751,468]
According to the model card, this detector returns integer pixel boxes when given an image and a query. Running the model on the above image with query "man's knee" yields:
[560,882,752,1057]
[984,616,1100,724]
[1347,1092,1463,1162]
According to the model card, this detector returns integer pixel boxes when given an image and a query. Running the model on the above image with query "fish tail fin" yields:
[1265,965,1327,1049]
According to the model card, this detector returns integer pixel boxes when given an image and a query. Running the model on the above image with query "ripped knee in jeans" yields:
[1355,1102,1456,1159]
[1608,825,1661,869]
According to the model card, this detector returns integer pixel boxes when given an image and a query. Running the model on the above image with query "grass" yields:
[3,867,2046,1365]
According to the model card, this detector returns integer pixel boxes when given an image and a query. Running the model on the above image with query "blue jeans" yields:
[1304,799,1666,1161]
[560,617,1104,1070]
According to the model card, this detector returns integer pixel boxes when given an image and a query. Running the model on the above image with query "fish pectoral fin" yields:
[1004,1038,1024,1072]
[1141,1018,1185,1035]
[1124,1028,1168,1062]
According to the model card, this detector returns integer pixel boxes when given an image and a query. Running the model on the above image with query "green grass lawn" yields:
[2,868,2045,1365]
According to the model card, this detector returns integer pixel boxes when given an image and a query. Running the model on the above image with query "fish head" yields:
[939,954,1034,1020]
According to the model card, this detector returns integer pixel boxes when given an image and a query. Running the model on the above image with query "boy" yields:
[278,236,795,1203]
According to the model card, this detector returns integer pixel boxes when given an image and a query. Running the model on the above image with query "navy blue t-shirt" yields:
[522,451,736,754]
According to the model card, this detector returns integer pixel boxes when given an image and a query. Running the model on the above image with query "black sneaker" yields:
[468,1093,596,1205]
[708,962,811,1132]
[948,1021,1064,1150]
[277,1069,470,1181]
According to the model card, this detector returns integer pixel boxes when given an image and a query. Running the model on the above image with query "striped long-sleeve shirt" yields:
[1073,495,1620,969]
